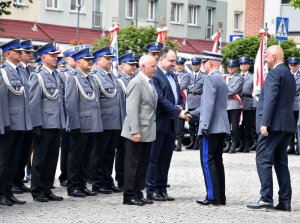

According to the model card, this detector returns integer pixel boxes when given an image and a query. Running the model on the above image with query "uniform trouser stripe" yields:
[202,137,214,200]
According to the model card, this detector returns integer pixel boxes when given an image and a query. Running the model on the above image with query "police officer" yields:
[0,38,31,206]
[65,47,102,197]
[237,56,254,153]
[288,57,300,155]
[146,42,163,61]
[174,56,191,152]
[56,57,66,71]
[11,39,35,194]
[63,47,77,75]
[29,42,65,202]
[186,57,204,150]
[115,52,138,189]
[90,47,124,194]
[224,60,243,154]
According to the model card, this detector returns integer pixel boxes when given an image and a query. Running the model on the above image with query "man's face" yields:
[240,63,250,73]
[159,51,176,73]
[121,63,136,76]
[265,50,275,69]
[175,63,185,73]
[78,58,93,72]
[149,52,160,61]
[42,53,58,69]
[203,60,211,74]
[289,64,299,74]
[5,50,21,64]
[192,63,201,73]
[143,58,157,78]
[20,51,33,63]
[66,56,76,68]
[227,67,237,75]
[96,56,112,72]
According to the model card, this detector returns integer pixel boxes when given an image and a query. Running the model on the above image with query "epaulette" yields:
[89,69,96,75]
[18,65,25,70]
[0,64,6,68]
[34,65,42,73]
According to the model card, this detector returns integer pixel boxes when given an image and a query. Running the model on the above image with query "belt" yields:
[242,94,253,98]
[190,92,201,96]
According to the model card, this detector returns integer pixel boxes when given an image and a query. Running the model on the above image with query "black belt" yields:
[242,94,253,98]
[190,92,201,96]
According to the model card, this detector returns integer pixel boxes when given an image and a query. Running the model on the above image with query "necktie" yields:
[149,79,157,101]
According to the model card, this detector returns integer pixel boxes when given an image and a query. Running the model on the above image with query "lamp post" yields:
[76,0,85,42]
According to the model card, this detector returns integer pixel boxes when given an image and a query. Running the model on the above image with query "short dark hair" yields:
[159,46,175,59]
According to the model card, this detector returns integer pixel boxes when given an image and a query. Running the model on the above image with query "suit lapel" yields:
[140,74,156,107]
[158,68,175,100]
[4,62,22,82]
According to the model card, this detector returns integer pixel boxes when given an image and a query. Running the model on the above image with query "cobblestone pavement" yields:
[1,149,300,223]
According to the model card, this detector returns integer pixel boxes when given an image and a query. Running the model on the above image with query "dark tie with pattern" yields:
[149,79,157,101]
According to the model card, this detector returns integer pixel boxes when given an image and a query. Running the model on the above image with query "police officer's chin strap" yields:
[93,74,117,98]
[1,68,25,96]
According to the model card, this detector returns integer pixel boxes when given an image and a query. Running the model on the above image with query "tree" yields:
[290,0,300,9]
[0,0,33,16]
[92,26,179,56]
[221,35,300,71]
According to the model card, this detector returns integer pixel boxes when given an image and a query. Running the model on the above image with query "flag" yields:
[156,26,168,45]
[252,29,270,100]
[211,31,221,53]
[109,25,120,77]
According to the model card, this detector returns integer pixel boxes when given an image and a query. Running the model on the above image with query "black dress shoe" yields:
[19,184,31,192]
[7,195,26,205]
[273,203,291,212]
[110,185,123,193]
[123,197,144,206]
[45,193,63,201]
[147,193,167,201]
[0,197,14,206]
[247,200,273,209]
[196,199,220,205]
[68,189,86,197]
[11,186,24,194]
[97,187,113,194]
[159,192,175,201]
[140,197,153,204]
[33,194,49,202]
[60,180,68,187]
[82,188,97,196]
[220,198,226,205]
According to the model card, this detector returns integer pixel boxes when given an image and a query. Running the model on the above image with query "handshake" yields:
[179,110,192,121]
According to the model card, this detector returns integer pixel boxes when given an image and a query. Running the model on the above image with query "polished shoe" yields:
[97,187,113,194]
[273,203,291,212]
[68,189,86,197]
[7,195,26,205]
[19,184,31,192]
[60,180,68,187]
[159,192,175,201]
[247,200,273,209]
[140,197,154,204]
[223,141,231,153]
[147,193,167,201]
[196,199,220,205]
[82,188,97,196]
[220,197,226,205]
[45,193,63,201]
[0,197,14,206]
[287,145,296,154]
[123,197,144,206]
[110,185,123,193]
[33,194,49,202]
[25,174,31,182]
[11,186,24,194]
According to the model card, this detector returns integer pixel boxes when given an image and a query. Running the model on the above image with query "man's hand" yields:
[179,110,192,121]
[202,129,209,138]
[260,126,269,137]
[131,133,141,142]
[176,105,183,110]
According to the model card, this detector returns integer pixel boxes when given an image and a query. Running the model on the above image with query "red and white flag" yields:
[253,29,270,100]
[156,26,168,45]
[109,25,120,77]
[211,31,221,53]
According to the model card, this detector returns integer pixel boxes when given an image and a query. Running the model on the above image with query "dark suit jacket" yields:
[256,63,296,133]
[153,67,184,133]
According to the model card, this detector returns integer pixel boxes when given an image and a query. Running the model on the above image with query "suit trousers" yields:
[123,139,152,197]
[227,109,241,144]
[68,132,98,191]
[256,132,292,204]
[31,129,60,196]
[90,130,120,188]
[13,130,33,186]
[0,131,25,197]
[289,111,299,146]
[242,110,254,141]
[146,131,175,195]
[115,136,126,187]
[176,118,185,139]
[200,134,226,201]
[59,130,70,182]
[188,108,199,138]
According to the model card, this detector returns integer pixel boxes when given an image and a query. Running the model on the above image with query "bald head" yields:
[265,45,284,69]
[139,55,157,78]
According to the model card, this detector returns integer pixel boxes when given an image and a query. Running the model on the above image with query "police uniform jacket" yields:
[240,72,254,110]
[293,70,300,111]
[226,73,243,110]
[187,71,204,110]
[176,71,191,91]
[117,72,132,124]
[65,69,103,133]
[29,65,65,129]
[0,61,32,131]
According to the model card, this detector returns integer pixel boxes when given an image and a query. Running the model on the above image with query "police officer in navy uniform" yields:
[10,39,35,194]
[90,47,124,194]
[29,42,65,202]
[186,57,204,150]
[65,48,102,197]
[146,42,163,62]
[114,52,138,189]
[237,56,254,153]
[287,57,300,155]
[0,39,31,206]
[223,60,243,154]
[174,56,191,151]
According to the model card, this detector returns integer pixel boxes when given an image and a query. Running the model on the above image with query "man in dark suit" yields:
[247,45,295,212]
[145,47,191,201]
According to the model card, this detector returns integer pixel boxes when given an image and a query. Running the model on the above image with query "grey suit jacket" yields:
[241,72,254,110]
[65,69,103,133]
[121,72,157,142]
[0,61,32,131]
[29,66,65,129]
[226,73,243,110]
[293,70,300,111]
[187,72,204,110]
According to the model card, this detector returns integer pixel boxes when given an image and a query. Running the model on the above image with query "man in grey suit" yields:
[29,42,65,202]
[191,51,230,206]
[121,55,158,206]
[0,39,31,206]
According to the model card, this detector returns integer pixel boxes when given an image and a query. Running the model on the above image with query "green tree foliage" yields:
[0,0,33,16]
[290,0,300,9]
[92,26,179,56]
[221,35,300,71]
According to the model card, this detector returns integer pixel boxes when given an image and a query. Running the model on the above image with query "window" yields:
[14,0,25,5]
[206,8,214,39]
[234,12,242,31]
[281,0,290,4]
[126,0,135,19]
[171,3,183,23]
[70,0,85,12]
[46,0,58,9]
[93,0,102,28]
[148,0,155,21]
[188,5,199,25]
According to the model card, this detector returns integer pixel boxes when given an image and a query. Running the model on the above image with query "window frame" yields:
[126,0,135,19]
[188,5,200,26]
[170,2,183,24]
[206,7,215,39]
[92,0,102,29]
[148,0,155,21]
[234,11,242,31]
[46,0,59,10]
